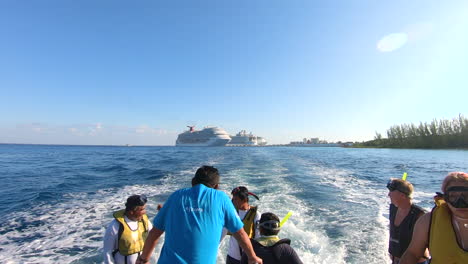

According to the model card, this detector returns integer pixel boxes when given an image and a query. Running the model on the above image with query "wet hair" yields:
[388,178,414,198]
[231,186,260,202]
[232,186,250,202]
[125,194,147,212]
[442,172,468,193]
[192,165,220,188]
[259,212,281,236]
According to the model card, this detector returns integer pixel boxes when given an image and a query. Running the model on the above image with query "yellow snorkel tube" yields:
[402,172,408,181]
[280,211,292,227]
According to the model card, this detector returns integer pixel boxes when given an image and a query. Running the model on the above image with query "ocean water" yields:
[0,145,467,264]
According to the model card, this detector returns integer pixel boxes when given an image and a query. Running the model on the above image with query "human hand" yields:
[248,256,262,264]
[157,204,163,210]
[136,256,149,264]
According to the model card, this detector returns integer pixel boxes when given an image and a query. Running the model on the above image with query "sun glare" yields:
[377,33,408,52]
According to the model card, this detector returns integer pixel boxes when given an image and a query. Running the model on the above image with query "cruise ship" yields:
[175,126,231,146]
[228,130,267,146]
[256,136,267,146]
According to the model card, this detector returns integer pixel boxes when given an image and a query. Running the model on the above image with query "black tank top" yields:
[241,238,303,264]
[388,203,425,257]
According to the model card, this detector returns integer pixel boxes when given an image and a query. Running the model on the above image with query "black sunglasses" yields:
[387,180,410,196]
[387,180,397,191]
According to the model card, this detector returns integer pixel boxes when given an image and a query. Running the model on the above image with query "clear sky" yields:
[1,1,467,145]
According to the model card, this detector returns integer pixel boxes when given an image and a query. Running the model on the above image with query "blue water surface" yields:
[0,144,467,263]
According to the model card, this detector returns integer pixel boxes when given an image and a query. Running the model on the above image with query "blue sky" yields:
[1,1,467,145]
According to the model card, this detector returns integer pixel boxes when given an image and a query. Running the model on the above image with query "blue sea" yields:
[1,144,467,264]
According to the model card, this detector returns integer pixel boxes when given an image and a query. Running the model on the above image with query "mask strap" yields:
[248,192,260,200]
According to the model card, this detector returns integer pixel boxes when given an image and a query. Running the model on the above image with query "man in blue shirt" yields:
[136,165,262,264]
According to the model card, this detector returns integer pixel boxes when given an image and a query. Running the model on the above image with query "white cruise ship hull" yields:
[176,138,230,147]
[227,130,267,146]
[175,126,231,147]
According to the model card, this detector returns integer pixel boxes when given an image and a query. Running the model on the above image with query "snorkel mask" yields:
[258,219,281,231]
[386,179,411,197]
[444,186,468,209]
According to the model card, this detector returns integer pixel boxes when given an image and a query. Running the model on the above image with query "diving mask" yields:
[445,186,468,209]
[387,179,411,196]
[258,220,280,231]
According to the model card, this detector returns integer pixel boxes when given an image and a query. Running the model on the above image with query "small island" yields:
[354,114,468,149]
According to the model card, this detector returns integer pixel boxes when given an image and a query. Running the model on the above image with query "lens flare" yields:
[377,33,408,52]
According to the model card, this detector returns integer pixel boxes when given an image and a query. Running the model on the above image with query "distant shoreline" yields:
[0,143,173,147]
[3,143,466,150]
[0,143,341,148]
[351,145,468,150]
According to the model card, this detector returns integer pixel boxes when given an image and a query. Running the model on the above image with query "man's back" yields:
[240,238,303,264]
[154,184,243,264]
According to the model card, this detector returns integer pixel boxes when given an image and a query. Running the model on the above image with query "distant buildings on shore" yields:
[290,137,327,145]
[288,137,353,147]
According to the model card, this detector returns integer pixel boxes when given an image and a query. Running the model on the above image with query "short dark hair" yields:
[125,194,147,212]
[259,212,281,236]
[232,186,249,202]
[192,165,220,188]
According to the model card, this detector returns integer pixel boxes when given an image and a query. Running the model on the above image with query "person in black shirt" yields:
[387,178,428,264]
[241,212,302,264]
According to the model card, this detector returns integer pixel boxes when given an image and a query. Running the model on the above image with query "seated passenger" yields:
[240,212,303,264]
[400,172,468,264]
[387,178,428,264]
[222,186,261,264]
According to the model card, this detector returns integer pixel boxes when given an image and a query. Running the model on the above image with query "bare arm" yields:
[232,228,263,264]
[136,227,164,264]
[400,213,431,264]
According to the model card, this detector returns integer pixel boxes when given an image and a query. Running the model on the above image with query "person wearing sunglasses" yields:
[136,166,262,264]
[104,194,152,264]
[222,186,261,264]
[400,172,468,264]
[386,179,428,264]
[240,212,303,264]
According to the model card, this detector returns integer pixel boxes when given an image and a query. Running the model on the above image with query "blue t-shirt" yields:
[153,184,243,264]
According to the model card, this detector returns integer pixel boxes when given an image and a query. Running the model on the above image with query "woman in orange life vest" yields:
[400,172,468,264]
[221,186,261,264]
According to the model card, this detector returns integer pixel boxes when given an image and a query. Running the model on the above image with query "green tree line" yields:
[356,114,468,148]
